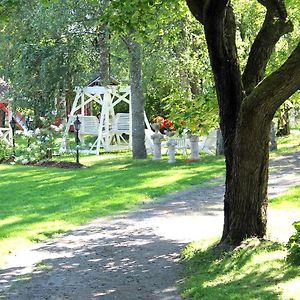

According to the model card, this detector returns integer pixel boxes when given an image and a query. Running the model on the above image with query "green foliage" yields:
[233,0,266,71]
[164,92,218,135]
[1,0,299,138]
[102,0,187,41]
[181,238,300,299]
[287,221,300,264]
[143,13,218,133]
[0,0,100,113]
[0,140,11,161]
[13,114,64,164]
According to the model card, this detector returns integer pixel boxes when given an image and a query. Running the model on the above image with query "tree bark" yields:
[187,0,300,246]
[242,2,293,95]
[277,104,291,136]
[125,36,147,159]
[97,23,110,85]
[97,0,110,85]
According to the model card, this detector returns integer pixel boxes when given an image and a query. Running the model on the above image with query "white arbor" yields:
[61,85,151,154]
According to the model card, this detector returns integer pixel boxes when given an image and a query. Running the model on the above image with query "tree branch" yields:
[242,41,300,120]
[186,0,207,24]
[242,0,293,95]
[203,1,243,131]
[188,1,243,198]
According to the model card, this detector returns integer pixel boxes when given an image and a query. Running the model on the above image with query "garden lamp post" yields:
[10,117,16,157]
[26,116,33,130]
[26,116,33,147]
[73,116,81,164]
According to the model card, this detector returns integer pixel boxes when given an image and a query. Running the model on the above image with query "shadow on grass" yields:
[0,155,225,244]
[181,239,300,300]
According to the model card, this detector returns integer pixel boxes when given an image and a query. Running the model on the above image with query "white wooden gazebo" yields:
[61,84,151,154]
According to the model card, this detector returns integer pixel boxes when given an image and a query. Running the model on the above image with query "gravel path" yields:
[0,151,299,300]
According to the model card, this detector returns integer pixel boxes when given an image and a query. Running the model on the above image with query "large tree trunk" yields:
[222,115,271,244]
[187,0,300,247]
[125,37,147,159]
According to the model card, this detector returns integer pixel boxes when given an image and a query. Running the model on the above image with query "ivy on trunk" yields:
[187,0,300,247]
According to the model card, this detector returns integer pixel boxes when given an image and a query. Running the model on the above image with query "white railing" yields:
[0,127,11,145]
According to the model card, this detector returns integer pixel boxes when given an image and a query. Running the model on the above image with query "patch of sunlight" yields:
[204,272,239,288]
[80,153,130,165]
[29,220,72,232]
[44,175,73,183]
[207,204,223,210]
[147,171,187,187]
[64,188,92,198]
[270,186,300,209]
[0,216,22,227]
[0,237,32,266]
[182,238,218,260]
[251,250,286,265]
[205,249,287,289]
[280,278,300,299]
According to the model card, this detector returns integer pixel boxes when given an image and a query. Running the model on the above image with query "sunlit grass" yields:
[0,153,225,265]
[181,129,300,300]
[269,186,300,209]
[181,238,300,300]
[270,129,300,157]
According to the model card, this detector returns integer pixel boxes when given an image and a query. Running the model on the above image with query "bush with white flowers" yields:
[14,113,64,164]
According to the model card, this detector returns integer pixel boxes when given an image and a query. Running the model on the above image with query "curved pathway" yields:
[0,151,299,300]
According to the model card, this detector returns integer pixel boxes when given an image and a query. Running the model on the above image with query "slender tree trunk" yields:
[277,104,291,136]
[98,23,110,85]
[125,37,147,159]
[270,122,277,151]
[97,0,110,85]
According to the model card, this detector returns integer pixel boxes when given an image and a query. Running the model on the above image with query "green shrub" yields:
[0,140,11,161]
[14,114,64,164]
[287,221,300,264]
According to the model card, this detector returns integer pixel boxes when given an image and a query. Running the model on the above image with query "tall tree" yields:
[97,0,110,85]
[123,36,147,158]
[187,0,300,247]
[103,0,186,158]
[0,0,100,115]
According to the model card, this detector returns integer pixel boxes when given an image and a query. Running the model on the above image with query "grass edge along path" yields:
[0,153,225,266]
[180,184,300,300]
[180,238,300,300]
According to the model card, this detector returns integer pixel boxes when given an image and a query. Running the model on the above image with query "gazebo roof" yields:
[88,75,119,87]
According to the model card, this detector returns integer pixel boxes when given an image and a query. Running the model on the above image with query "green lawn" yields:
[0,153,225,265]
[270,128,300,157]
[181,238,300,300]
[270,186,300,210]
[180,184,300,300]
